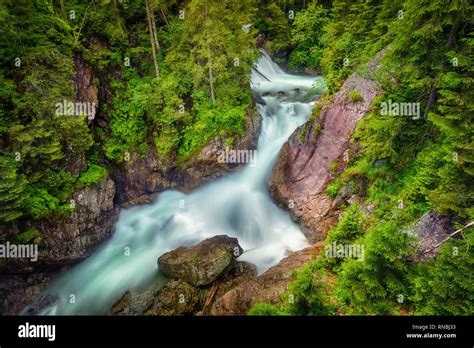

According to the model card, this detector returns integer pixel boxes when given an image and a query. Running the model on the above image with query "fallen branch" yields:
[203,279,221,310]
[422,221,474,255]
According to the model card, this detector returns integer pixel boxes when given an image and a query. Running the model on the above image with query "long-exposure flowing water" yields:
[24,52,324,315]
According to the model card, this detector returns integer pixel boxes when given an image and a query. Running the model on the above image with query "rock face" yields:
[269,57,382,243]
[0,177,118,314]
[158,235,243,287]
[181,109,261,191]
[73,55,99,123]
[408,210,455,262]
[111,109,261,204]
[0,177,118,273]
[111,147,173,204]
[0,271,59,315]
[37,177,118,268]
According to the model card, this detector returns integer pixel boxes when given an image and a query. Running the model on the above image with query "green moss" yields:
[248,302,287,316]
[76,164,108,186]
[310,104,322,121]
[312,123,322,144]
[348,89,363,103]
[326,182,340,198]
[248,261,336,316]
[10,227,42,245]
[225,137,235,148]
[329,161,338,176]
[298,125,308,143]
[191,254,199,264]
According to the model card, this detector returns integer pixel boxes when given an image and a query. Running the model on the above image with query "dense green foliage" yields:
[1,0,257,226]
[1,1,92,222]
[288,3,329,69]
[249,261,336,316]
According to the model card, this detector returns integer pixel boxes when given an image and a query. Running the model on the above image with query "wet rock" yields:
[119,193,157,209]
[198,261,257,315]
[108,275,168,316]
[0,270,59,315]
[110,261,257,316]
[143,280,203,316]
[158,235,243,287]
[214,261,258,297]
[109,291,132,315]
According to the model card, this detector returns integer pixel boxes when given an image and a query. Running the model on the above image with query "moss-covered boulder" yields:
[157,235,243,287]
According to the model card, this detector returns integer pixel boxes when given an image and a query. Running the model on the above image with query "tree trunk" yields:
[160,9,169,27]
[151,7,161,52]
[423,86,437,119]
[145,0,160,79]
[60,0,66,19]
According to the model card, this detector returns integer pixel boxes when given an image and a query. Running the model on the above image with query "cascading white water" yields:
[24,52,324,315]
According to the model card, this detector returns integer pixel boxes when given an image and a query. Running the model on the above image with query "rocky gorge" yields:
[102,53,389,317]
[0,53,262,315]
[2,50,455,317]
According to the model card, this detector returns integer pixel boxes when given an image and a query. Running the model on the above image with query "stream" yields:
[24,52,324,315]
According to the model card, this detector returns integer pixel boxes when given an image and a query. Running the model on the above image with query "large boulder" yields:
[143,280,204,316]
[110,261,256,316]
[109,241,320,316]
[158,235,243,287]
[269,54,383,243]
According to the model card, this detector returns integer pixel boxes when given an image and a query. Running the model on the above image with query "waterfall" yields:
[24,53,325,315]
